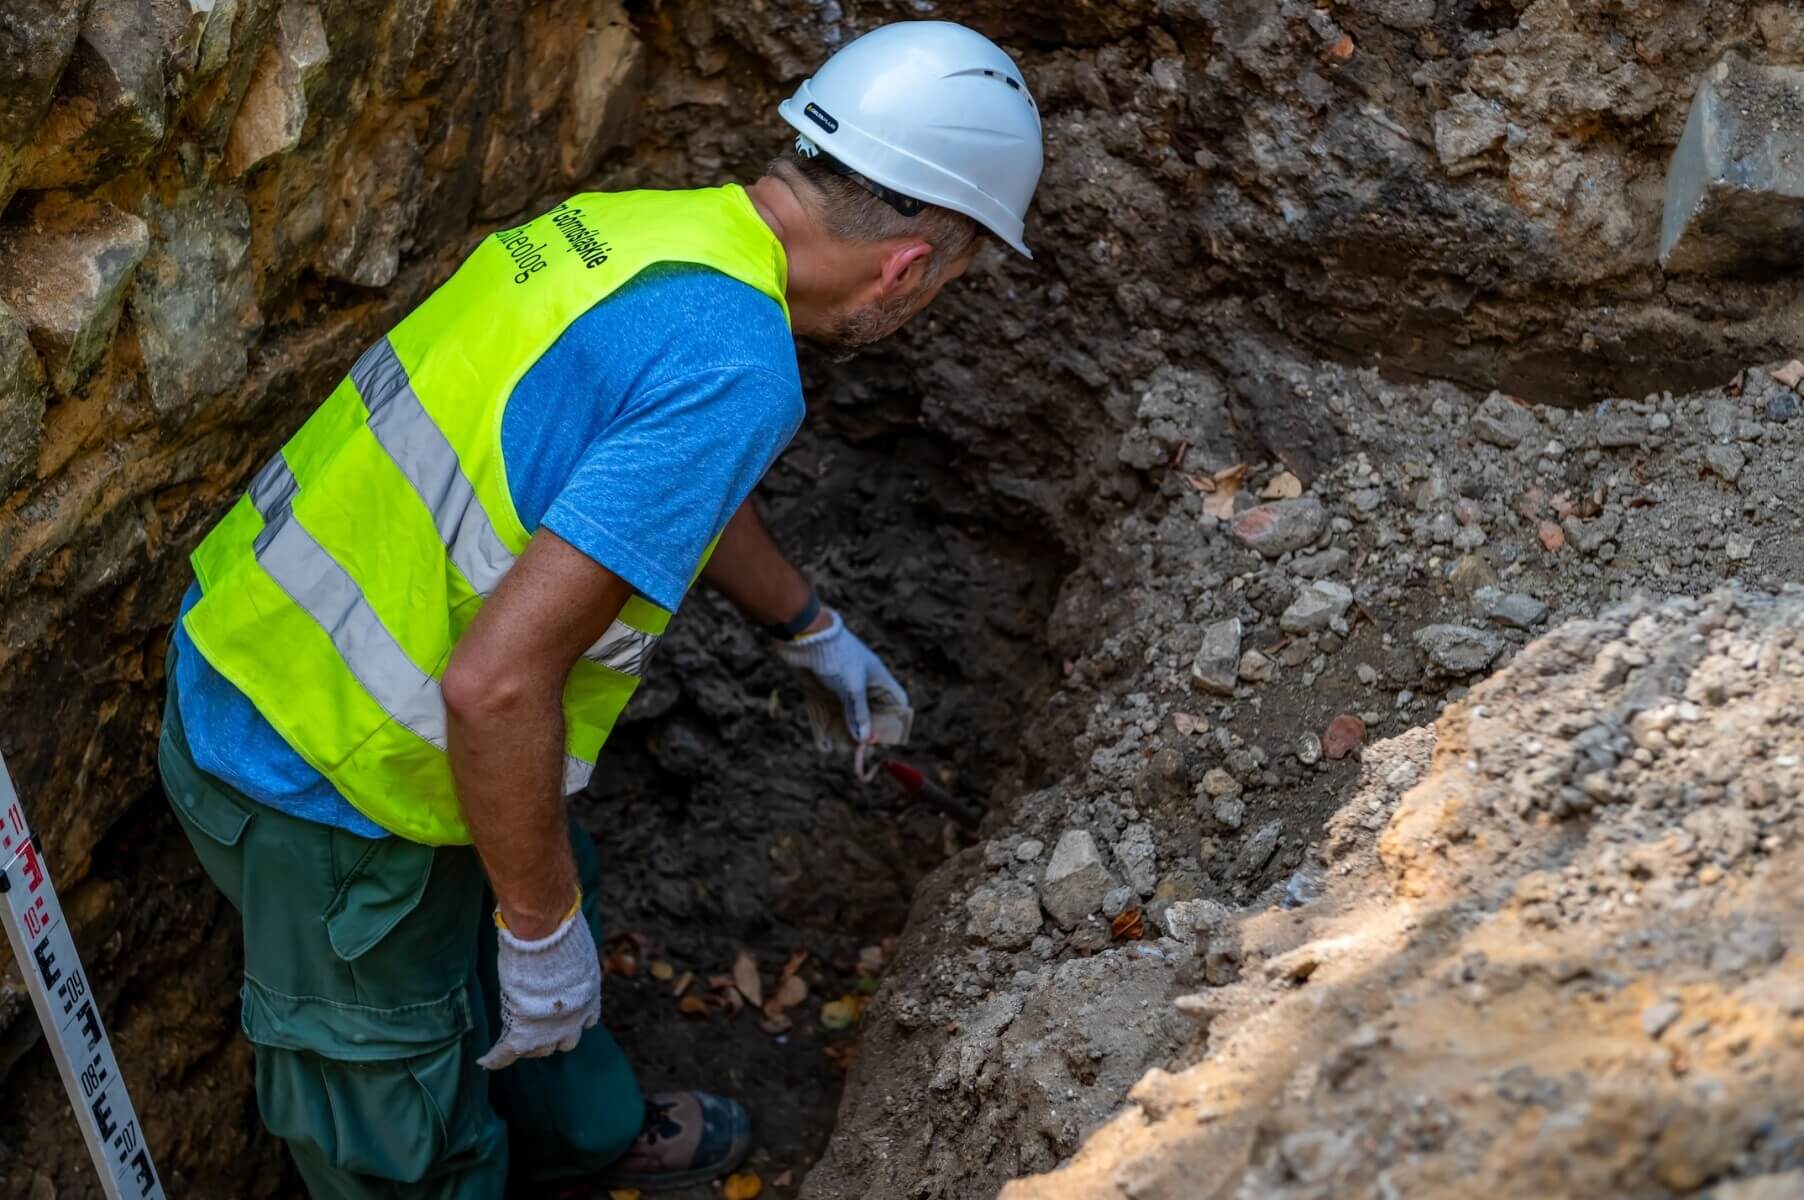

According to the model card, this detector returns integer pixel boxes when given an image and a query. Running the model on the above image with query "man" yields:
[156,20,1042,1198]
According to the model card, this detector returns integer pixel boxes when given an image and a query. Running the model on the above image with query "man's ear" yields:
[878,240,934,297]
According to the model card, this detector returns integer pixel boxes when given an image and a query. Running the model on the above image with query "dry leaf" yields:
[774,974,808,1009]
[1537,520,1565,552]
[677,995,711,1016]
[1182,471,1216,494]
[723,1173,763,1200]
[1202,463,1246,520]
[1261,471,1302,500]
[672,971,694,997]
[603,950,638,978]
[609,1190,641,1200]
[758,1012,793,1035]
[780,950,809,981]
[821,996,863,1030]
[1110,908,1145,941]
[774,1171,795,1188]
[733,952,763,1007]
[707,974,745,1013]
[1726,368,1746,397]
[1326,33,1355,61]
[824,1041,859,1071]
[857,945,886,975]
[1776,360,1804,389]
[649,960,675,982]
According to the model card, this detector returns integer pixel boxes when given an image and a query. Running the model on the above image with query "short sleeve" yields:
[538,364,802,610]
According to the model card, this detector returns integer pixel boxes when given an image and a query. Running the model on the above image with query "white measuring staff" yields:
[0,750,165,1200]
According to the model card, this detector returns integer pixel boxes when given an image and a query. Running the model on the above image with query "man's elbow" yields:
[443,641,540,724]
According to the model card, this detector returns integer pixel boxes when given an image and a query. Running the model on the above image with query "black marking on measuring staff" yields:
[0,750,166,1200]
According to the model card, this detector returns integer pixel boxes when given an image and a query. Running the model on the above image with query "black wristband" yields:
[763,590,822,641]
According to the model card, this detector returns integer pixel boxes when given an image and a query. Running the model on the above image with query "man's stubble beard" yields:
[810,288,922,363]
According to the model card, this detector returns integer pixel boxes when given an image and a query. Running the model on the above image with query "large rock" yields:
[1189,617,1241,696]
[0,197,148,394]
[1231,499,1326,558]
[558,1,644,179]
[1433,92,1508,175]
[1470,390,1539,448]
[1279,580,1353,635]
[1414,623,1507,674]
[131,188,257,413]
[16,0,166,189]
[318,124,425,288]
[1040,830,1117,930]
[1473,586,1548,631]
[0,300,48,495]
[1661,55,1804,274]
[224,0,328,177]
[0,0,92,207]
[965,880,1044,950]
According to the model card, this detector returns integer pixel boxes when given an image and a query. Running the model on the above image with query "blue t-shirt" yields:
[173,265,802,838]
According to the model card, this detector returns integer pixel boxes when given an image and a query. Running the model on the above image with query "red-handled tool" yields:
[883,760,984,829]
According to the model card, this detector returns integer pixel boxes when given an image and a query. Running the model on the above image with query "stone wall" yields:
[0,1,647,1190]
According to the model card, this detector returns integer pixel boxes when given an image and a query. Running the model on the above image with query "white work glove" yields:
[775,609,910,742]
[477,900,601,1071]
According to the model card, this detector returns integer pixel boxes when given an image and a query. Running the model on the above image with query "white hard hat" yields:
[778,21,1044,258]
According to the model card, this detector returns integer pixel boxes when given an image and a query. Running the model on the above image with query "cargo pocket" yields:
[241,976,481,1181]
[159,728,254,912]
[240,836,497,1184]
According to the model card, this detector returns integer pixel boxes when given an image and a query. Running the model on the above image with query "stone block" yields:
[965,880,1043,950]
[1660,56,1804,274]
[1230,498,1326,558]
[1414,623,1506,674]
[1189,617,1241,696]
[1434,92,1508,176]
[1471,390,1538,448]
[131,188,256,413]
[0,0,93,207]
[559,1,643,180]
[1279,580,1353,635]
[18,0,167,190]
[0,301,48,495]
[318,123,424,287]
[225,1,328,177]
[1039,830,1117,930]
[0,197,148,394]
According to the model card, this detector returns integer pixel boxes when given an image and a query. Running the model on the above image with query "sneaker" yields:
[594,1091,753,1192]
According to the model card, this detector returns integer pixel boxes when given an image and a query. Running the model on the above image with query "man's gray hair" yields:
[769,149,979,281]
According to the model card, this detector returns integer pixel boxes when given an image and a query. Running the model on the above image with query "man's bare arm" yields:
[443,529,631,939]
[702,498,831,633]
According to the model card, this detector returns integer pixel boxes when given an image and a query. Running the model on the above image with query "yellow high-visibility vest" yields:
[182,187,790,844]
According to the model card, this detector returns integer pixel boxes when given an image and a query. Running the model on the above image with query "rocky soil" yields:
[802,347,1804,1199]
[1004,582,1804,1200]
[5,0,1804,1198]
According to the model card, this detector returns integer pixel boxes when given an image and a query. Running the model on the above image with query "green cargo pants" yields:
[157,645,643,1199]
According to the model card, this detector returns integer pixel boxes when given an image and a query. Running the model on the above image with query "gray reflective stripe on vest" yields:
[236,346,660,796]
[585,621,658,674]
[563,756,595,795]
[350,336,663,679]
[250,455,597,796]
[250,455,450,750]
[350,338,517,596]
